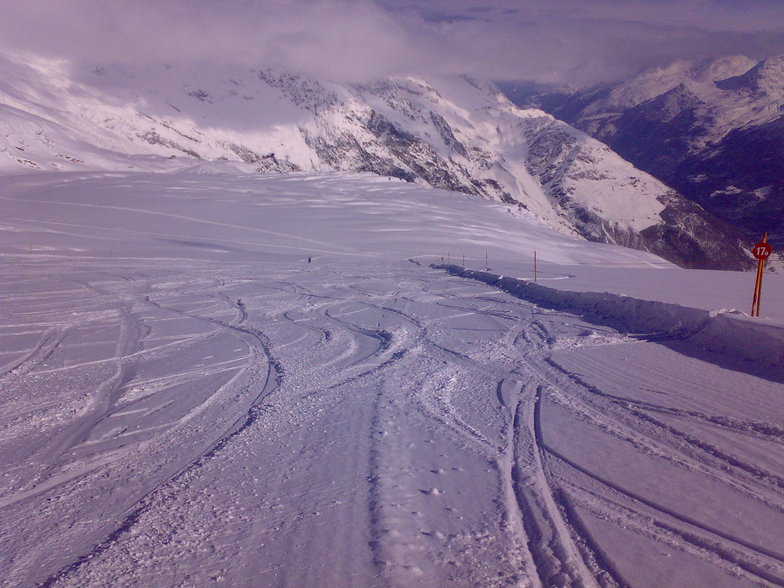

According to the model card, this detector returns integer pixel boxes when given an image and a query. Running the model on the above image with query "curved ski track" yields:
[0,259,782,587]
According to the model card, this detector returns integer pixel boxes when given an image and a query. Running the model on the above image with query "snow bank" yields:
[438,264,784,370]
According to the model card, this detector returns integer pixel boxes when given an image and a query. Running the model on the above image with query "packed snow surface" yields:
[0,170,782,587]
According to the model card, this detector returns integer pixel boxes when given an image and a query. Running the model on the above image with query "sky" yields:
[1,0,784,86]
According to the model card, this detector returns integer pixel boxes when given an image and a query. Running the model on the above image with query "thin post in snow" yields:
[751,232,771,317]
[752,259,764,317]
[534,250,537,282]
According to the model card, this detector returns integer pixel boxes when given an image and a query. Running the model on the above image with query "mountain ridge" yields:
[522,54,784,248]
[0,51,751,267]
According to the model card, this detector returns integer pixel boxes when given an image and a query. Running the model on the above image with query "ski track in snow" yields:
[0,255,781,588]
[0,172,782,587]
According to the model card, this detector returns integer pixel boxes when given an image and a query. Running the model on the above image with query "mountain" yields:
[522,55,784,247]
[0,51,751,267]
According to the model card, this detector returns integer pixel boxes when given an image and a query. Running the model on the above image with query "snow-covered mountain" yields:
[523,55,784,246]
[2,55,784,588]
[0,51,750,267]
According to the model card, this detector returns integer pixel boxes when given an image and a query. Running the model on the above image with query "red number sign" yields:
[752,242,772,260]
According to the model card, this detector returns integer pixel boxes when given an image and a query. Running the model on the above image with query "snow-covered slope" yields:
[527,55,784,246]
[0,171,782,587]
[0,51,750,267]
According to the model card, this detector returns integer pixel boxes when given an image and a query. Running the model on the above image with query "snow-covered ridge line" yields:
[437,264,784,371]
[525,54,784,245]
[0,52,750,266]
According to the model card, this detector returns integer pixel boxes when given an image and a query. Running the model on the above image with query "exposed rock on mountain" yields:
[523,55,784,247]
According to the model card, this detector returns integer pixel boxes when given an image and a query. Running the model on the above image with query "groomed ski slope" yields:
[0,170,782,587]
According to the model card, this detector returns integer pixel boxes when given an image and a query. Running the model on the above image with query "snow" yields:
[580,54,784,147]
[441,265,784,370]
[0,169,782,587]
[0,51,683,250]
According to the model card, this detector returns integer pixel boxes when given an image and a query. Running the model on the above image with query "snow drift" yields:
[439,264,784,372]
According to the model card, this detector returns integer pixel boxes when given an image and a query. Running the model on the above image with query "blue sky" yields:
[2,1,784,85]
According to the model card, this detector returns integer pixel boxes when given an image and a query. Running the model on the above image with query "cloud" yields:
[2,0,784,86]
[0,0,425,81]
[378,0,784,85]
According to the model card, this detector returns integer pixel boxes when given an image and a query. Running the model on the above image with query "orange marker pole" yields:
[751,260,764,317]
[750,232,771,317]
